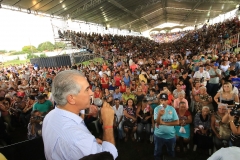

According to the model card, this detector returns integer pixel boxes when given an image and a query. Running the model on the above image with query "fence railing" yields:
[223,32,240,52]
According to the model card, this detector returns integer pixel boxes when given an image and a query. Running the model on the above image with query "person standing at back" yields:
[154,93,179,160]
[42,70,118,160]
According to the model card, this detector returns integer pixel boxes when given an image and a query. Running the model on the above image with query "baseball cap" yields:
[159,93,168,100]
[214,62,219,67]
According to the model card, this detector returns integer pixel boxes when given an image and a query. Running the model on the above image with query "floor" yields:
[8,126,210,160]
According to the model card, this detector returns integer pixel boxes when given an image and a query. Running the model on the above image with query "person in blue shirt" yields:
[112,87,122,102]
[154,93,179,160]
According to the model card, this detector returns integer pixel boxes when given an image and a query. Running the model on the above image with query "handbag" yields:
[179,126,186,133]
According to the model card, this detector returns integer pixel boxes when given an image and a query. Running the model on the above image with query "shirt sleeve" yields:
[32,104,37,111]
[205,72,210,79]
[207,148,223,160]
[154,107,159,120]
[193,72,197,78]
[47,100,53,107]
[53,131,118,160]
[102,141,118,159]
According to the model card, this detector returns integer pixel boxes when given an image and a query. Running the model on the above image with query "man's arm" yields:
[101,102,115,146]
[160,119,179,126]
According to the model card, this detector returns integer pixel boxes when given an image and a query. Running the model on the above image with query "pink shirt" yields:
[173,98,189,109]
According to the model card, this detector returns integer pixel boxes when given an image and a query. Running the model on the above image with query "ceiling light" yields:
[62,4,65,8]
[32,1,37,5]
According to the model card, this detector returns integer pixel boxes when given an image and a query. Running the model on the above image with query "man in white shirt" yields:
[98,68,105,77]
[193,65,210,86]
[207,147,240,160]
[112,98,124,140]
[42,70,118,160]
[207,62,221,97]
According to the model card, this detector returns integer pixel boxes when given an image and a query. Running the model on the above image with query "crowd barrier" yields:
[224,33,240,51]
[30,55,72,67]
[0,138,45,160]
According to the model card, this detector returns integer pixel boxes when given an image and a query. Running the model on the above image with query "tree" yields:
[22,45,38,54]
[38,41,55,52]
[39,53,47,57]
[54,42,66,49]
[0,50,7,54]
[26,53,39,59]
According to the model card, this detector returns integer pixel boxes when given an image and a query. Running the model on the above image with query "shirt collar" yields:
[55,107,83,125]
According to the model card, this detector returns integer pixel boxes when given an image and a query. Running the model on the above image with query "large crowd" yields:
[150,31,188,43]
[1,16,240,160]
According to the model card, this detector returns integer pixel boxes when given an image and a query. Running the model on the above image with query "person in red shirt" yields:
[119,82,127,93]
[102,62,108,71]
[101,73,109,89]
[130,62,138,73]
[114,72,122,87]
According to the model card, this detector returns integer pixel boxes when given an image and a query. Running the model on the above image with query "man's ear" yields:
[66,94,76,105]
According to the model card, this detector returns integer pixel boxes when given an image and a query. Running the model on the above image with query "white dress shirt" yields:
[207,147,240,160]
[113,105,123,119]
[42,107,118,160]
[193,70,210,86]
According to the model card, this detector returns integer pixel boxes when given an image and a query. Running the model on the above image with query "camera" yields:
[32,116,44,121]
[230,102,240,116]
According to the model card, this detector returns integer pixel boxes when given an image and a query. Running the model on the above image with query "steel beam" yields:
[180,0,203,24]
[108,0,153,29]
[71,0,105,19]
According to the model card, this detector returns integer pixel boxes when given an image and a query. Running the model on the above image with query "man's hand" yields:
[96,138,102,144]
[158,109,165,116]
[101,102,114,127]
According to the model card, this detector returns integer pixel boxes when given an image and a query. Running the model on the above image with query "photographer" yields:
[211,104,231,150]
[27,110,43,140]
[222,105,240,147]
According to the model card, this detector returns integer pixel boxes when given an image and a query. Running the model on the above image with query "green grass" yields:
[81,57,105,66]
[2,59,30,67]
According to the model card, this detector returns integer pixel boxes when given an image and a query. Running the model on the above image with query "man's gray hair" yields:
[178,92,185,96]
[202,106,210,111]
[218,103,228,109]
[51,70,83,106]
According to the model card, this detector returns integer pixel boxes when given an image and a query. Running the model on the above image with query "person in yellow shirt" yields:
[122,87,136,105]
[0,153,7,160]
[171,61,178,70]
[139,71,149,84]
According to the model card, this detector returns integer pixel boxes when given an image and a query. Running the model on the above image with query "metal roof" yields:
[1,0,239,32]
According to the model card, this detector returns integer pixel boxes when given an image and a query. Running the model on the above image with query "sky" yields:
[0,6,237,52]
[0,7,189,52]
[0,9,55,51]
